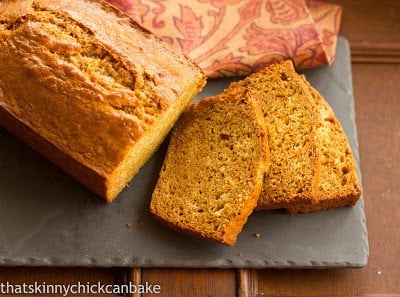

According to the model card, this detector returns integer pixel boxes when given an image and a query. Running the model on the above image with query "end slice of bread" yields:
[227,61,321,210]
[150,89,269,246]
[286,78,362,214]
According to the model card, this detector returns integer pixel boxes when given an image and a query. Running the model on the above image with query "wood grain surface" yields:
[336,0,400,63]
[0,1,399,296]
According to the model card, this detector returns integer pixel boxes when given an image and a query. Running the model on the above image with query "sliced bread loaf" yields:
[227,60,321,210]
[150,89,269,246]
[286,78,362,214]
[0,0,206,201]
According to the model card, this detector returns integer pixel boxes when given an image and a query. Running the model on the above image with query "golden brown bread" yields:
[226,61,321,210]
[0,0,206,201]
[149,61,360,245]
[150,89,269,246]
[286,77,362,214]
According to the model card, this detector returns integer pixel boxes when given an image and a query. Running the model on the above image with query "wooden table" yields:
[1,0,399,296]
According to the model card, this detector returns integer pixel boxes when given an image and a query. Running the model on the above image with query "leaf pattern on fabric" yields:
[266,0,309,25]
[107,0,342,78]
[203,53,253,77]
[241,23,326,70]
[173,5,205,53]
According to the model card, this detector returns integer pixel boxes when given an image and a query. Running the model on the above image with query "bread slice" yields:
[150,89,269,246]
[227,61,321,210]
[0,0,206,201]
[286,78,362,214]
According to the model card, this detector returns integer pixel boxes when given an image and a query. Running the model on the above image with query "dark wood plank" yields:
[324,0,400,63]
[256,64,400,296]
[126,268,142,297]
[335,0,400,44]
[141,268,236,297]
[237,269,258,297]
[350,41,400,63]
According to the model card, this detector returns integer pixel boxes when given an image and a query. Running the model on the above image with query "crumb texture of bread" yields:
[0,0,206,201]
[150,89,269,246]
[227,61,320,210]
[286,79,362,214]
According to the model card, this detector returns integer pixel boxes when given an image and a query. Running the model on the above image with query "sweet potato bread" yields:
[0,0,206,201]
[227,61,321,210]
[150,89,269,246]
[286,77,362,214]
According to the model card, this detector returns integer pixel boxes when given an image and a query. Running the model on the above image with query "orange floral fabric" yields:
[107,0,342,78]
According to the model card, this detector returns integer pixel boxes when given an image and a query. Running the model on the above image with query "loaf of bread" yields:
[286,77,362,214]
[227,61,321,210]
[150,89,269,246]
[0,0,206,201]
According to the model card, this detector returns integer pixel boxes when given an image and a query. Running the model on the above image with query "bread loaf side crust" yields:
[0,0,206,201]
[0,105,108,195]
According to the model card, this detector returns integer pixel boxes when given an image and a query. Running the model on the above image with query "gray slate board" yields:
[0,37,369,268]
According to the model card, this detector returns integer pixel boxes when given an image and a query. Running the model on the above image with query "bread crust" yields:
[0,0,206,201]
[0,105,108,196]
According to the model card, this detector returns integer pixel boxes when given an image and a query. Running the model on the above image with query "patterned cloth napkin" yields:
[107,0,342,78]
